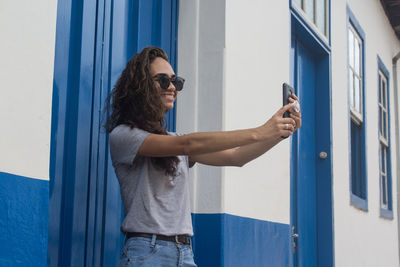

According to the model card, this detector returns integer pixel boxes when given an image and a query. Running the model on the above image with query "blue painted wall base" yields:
[0,172,49,267]
[192,213,291,267]
[0,172,291,267]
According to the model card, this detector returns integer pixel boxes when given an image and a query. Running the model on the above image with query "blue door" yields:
[292,39,318,267]
[290,20,334,267]
[48,1,179,266]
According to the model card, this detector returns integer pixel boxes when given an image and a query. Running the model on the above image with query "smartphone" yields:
[282,83,294,118]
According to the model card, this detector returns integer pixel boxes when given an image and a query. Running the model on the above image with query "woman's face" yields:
[150,57,177,110]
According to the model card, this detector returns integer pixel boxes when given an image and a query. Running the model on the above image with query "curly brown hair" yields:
[104,46,180,176]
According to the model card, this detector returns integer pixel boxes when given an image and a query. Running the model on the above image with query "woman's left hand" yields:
[288,94,302,131]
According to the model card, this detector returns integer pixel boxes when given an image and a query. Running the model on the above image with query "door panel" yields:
[294,40,318,267]
[48,1,179,266]
[291,24,334,267]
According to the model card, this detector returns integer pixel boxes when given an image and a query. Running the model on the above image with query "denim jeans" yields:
[118,236,197,267]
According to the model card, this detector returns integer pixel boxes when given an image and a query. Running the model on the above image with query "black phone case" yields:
[282,83,294,118]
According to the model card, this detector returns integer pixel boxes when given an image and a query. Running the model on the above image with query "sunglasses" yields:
[153,73,185,91]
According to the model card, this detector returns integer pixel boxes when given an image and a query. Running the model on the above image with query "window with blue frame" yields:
[347,7,367,210]
[292,0,329,38]
[377,57,393,219]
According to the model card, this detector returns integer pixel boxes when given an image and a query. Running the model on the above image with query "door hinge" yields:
[292,226,299,253]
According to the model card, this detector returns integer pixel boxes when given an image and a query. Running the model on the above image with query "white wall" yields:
[178,0,399,264]
[224,0,292,224]
[0,1,58,180]
[177,0,292,223]
[177,0,226,214]
[331,0,400,266]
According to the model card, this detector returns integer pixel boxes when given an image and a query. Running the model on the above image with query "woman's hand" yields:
[288,94,302,131]
[259,94,301,140]
[260,102,297,140]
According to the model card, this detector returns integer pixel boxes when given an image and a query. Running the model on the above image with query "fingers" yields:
[268,96,302,140]
[290,113,302,130]
[290,93,299,101]
[279,118,296,138]
[277,102,296,116]
[281,117,296,126]
[278,94,300,116]
[289,100,300,113]
[288,95,301,129]
[281,123,295,132]
[280,125,294,139]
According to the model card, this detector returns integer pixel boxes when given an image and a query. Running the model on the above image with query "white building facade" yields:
[0,0,399,266]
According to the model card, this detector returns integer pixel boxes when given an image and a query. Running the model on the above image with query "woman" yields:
[104,46,301,267]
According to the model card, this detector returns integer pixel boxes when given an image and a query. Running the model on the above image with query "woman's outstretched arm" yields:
[137,101,298,158]
[189,95,302,166]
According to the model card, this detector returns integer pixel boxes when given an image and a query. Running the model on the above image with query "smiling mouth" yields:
[162,93,175,97]
[162,94,175,101]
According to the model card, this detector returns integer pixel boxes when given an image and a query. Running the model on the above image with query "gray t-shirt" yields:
[109,124,193,236]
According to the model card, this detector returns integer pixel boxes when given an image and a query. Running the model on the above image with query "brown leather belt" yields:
[126,232,191,245]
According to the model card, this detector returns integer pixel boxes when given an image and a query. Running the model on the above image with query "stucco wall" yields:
[0,0,57,181]
[332,0,400,266]
[178,0,400,265]
[177,0,226,214]
[224,0,292,224]
[0,1,57,265]
[177,0,292,224]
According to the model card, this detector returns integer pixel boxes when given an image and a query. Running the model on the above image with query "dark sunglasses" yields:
[153,73,185,91]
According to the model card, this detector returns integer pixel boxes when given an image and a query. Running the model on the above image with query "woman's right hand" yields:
[260,103,297,141]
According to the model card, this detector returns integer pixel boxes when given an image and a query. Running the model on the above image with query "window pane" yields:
[348,30,354,68]
[381,145,386,174]
[355,78,361,113]
[304,0,315,22]
[355,39,360,76]
[383,110,387,139]
[379,106,382,135]
[349,70,354,108]
[316,0,326,34]
[381,146,387,206]
[294,0,329,38]
[380,147,386,208]
[377,69,391,211]
[351,121,364,198]
[379,75,382,104]
[383,79,387,108]
[382,173,388,206]
[382,176,387,208]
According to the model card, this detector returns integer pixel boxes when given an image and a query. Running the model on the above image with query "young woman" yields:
[104,46,301,267]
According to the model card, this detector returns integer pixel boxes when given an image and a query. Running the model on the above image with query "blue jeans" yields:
[118,236,197,267]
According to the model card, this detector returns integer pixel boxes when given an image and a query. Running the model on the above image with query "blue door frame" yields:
[290,8,334,267]
[48,1,179,266]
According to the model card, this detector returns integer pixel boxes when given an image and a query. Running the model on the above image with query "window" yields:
[347,7,367,210]
[378,57,393,219]
[348,25,363,124]
[293,0,329,38]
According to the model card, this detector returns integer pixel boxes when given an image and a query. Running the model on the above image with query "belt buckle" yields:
[175,235,182,244]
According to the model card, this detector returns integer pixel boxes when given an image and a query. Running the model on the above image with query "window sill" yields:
[350,193,368,211]
[380,208,393,220]
[350,109,363,126]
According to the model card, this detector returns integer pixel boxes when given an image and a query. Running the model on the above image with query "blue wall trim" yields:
[346,6,365,39]
[191,213,291,267]
[0,172,49,266]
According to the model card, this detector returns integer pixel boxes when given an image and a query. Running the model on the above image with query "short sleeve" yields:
[109,125,150,165]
